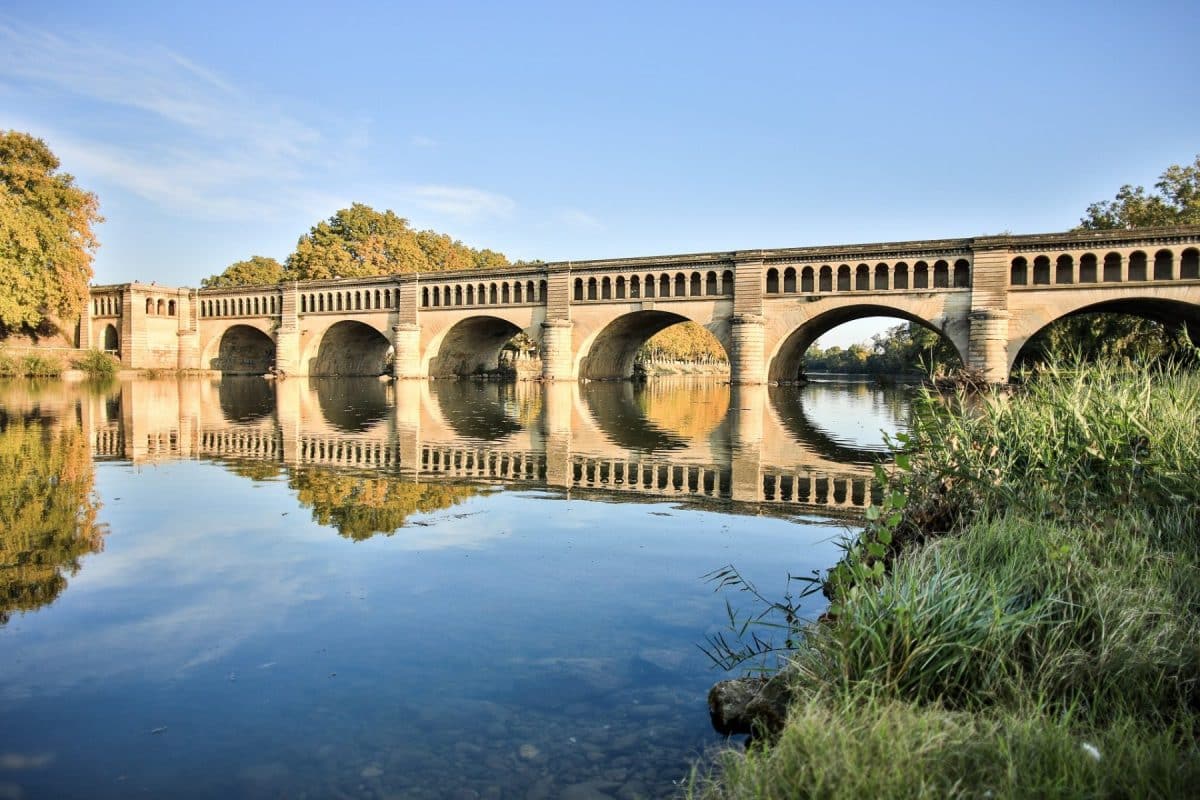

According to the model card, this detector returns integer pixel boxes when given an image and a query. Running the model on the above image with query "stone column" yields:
[541,319,574,381]
[275,283,302,375]
[729,314,766,384]
[391,323,422,379]
[79,291,94,349]
[967,309,1010,383]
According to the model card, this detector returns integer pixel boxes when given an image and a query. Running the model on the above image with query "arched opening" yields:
[214,324,275,374]
[1103,252,1122,282]
[819,266,832,292]
[953,259,970,288]
[578,310,729,381]
[644,274,656,298]
[1154,249,1174,280]
[1079,253,1098,283]
[837,265,851,292]
[601,277,612,300]
[768,307,965,383]
[1011,257,1028,286]
[674,273,687,296]
[1033,256,1051,285]
[218,377,274,423]
[102,324,119,354]
[801,267,814,293]
[615,276,626,299]
[168,300,176,316]
[1184,248,1200,279]
[630,275,641,298]
[428,316,531,378]
[933,260,949,288]
[310,320,393,376]
[574,278,584,301]
[722,270,734,295]
[855,264,870,291]
[1129,251,1148,282]
[146,298,155,314]
[1057,254,1075,284]
[894,262,909,289]
[914,261,929,289]
[690,272,702,296]
[874,263,889,291]
[766,268,780,294]
[1012,298,1200,371]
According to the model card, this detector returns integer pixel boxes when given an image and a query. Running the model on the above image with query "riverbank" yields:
[690,361,1200,798]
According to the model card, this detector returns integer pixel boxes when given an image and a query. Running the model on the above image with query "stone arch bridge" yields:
[84,226,1200,383]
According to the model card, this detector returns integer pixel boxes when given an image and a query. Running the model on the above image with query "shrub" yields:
[73,349,118,379]
[20,354,63,377]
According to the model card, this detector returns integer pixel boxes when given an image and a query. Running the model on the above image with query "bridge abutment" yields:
[392,323,422,379]
[729,314,766,384]
[542,319,574,381]
[967,309,1011,382]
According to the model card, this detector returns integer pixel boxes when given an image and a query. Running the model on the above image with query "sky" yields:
[2,0,1198,347]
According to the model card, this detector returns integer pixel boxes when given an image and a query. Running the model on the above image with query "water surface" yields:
[0,376,910,799]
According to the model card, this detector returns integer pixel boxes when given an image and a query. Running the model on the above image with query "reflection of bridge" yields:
[72,377,893,511]
[82,227,1200,383]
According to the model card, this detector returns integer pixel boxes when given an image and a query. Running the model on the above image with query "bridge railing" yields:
[1008,245,1199,286]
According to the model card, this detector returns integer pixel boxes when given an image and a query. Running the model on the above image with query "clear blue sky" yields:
[2,1,1198,346]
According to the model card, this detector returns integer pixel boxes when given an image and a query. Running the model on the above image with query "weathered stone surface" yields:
[707,674,792,737]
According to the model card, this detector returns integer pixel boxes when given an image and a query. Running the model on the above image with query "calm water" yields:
[0,376,910,799]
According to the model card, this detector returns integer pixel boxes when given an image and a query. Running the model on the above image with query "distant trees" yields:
[805,323,961,375]
[1078,155,1200,230]
[0,131,102,334]
[205,203,513,287]
[201,255,284,288]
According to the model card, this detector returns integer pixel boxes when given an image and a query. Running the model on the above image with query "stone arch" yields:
[102,323,119,354]
[424,315,533,378]
[308,320,393,376]
[766,304,966,383]
[1009,295,1200,372]
[1184,248,1200,279]
[575,309,731,381]
[208,324,276,374]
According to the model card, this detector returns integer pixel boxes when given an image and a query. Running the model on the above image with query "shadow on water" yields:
[313,377,391,432]
[218,376,275,423]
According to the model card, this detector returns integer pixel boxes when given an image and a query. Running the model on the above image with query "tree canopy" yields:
[805,323,961,376]
[201,255,285,288]
[1078,155,1200,230]
[283,203,511,282]
[0,131,102,333]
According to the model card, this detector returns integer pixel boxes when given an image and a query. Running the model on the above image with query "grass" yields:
[0,350,64,378]
[690,360,1200,798]
[72,349,119,379]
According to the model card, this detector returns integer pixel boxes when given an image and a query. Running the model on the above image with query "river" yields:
[0,375,910,799]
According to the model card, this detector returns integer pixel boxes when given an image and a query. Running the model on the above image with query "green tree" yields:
[201,255,285,288]
[1078,155,1200,230]
[0,131,102,333]
[283,203,511,281]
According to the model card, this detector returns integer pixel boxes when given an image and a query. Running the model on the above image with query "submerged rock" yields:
[706,675,792,738]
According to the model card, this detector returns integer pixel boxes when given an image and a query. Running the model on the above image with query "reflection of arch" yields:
[310,320,393,376]
[768,384,898,465]
[102,324,119,354]
[218,377,274,423]
[212,324,275,374]
[426,316,528,378]
[767,305,965,383]
[581,382,688,452]
[314,377,390,432]
[429,381,523,441]
[575,310,731,381]
[1010,297,1200,371]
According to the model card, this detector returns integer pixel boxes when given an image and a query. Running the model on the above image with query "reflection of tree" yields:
[0,417,105,624]
[289,467,480,540]
[637,380,730,440]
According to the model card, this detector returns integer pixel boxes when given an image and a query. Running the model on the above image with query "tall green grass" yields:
[691,361,1200,798]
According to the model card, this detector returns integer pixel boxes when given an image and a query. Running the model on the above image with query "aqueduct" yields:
[83,225,1200,383]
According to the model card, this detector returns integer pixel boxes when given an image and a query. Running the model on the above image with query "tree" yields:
[0,131,102,333]
[1078,154,1200,230]
[284,203,510,281]
[201,255,285,288]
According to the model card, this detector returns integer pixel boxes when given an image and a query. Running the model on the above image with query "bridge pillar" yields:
[729,314,766,384]
[392,323,422,379]
[275,283,302,375]
[541,319,574,381]
[967,309,1011,383]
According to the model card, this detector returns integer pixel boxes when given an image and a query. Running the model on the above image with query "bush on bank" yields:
[689,361,1200,799]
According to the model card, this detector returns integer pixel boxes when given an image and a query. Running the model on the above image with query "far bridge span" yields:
[83,226,1200,383]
